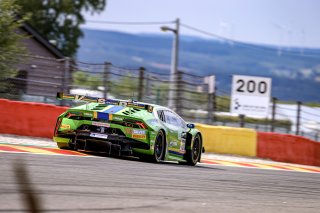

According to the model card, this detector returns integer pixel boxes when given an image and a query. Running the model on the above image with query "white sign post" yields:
[231,75,272,117]
[204,75,215,94]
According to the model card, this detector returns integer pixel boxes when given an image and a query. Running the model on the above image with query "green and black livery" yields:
[54,92,203,165]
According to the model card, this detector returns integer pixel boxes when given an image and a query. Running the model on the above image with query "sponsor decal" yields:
[113,116,123,121]
[168,149,184,156]
[132,129,146,139]
[68,111,82,115]
[60,124,70,129]
[133,129,146,135]
[179,139,186,153]
[124,128,133,134]
[83,112,93,117]
[92,121,110,128]
[169,141,178,147]
[90,133,108,139]
[132,134,146,139]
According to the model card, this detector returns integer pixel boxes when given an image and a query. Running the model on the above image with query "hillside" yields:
[77,28,320,102]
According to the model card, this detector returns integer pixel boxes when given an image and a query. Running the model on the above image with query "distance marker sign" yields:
[231,75,272,117]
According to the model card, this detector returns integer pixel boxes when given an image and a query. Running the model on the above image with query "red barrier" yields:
[314,142,320,166]
[258,132,320,167]
[0,99,68,138]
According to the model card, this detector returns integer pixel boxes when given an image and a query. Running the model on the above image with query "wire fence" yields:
[1,54,319,141]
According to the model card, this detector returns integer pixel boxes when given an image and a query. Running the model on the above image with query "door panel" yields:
[164,110,186,155]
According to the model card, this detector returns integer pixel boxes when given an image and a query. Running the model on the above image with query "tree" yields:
[0,0,27,99]
[18,0,106,57]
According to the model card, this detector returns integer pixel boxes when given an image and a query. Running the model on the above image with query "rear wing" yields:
[56,92,154,112]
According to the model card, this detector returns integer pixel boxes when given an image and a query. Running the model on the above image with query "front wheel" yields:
[186,134,202,166]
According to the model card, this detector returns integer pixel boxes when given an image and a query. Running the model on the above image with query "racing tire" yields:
[152,130,166,162]
[186,134,202,166]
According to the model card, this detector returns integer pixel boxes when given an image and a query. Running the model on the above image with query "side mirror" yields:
[187,123,195,129]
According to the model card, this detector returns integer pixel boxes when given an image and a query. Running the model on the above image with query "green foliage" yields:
[152,83,169,105]
[216,96,230,112]
[0,0,28,99]
[18,0,106,56]
[278,100,320,107]
[304,103,320,107]
[109,73,139,99]
[214,115,292,128]
[73,71,141,99]
[73,71,102,90]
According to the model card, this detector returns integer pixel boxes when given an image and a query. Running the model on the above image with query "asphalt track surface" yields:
[1,152,320,213]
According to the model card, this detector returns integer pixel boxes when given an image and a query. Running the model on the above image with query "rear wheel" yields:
[152,130,166,162]
[186,134,202,166]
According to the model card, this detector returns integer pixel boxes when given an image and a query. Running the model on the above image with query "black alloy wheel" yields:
[186,134,202,166]
[154,130,165,162]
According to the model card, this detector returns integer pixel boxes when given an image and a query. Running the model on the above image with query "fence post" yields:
[213,88,217,123]
[60,57,70,106]
[207,91,216,125]
[175,71,183,115]
[145,73,151,97]
[239,114,245,128]
[271,97,277,132]
[207,85,212,124]
[296,101,302,135]
[156,88,160,105]
[103,62,111,99]
[138,67,145,101]
[205,75,216,125]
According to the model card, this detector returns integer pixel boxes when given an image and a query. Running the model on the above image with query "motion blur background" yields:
[1,0,319,140]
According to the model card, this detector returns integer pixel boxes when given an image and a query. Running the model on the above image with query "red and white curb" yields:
[1,143,319,173]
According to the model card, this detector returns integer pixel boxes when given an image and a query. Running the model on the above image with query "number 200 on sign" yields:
[236,79,268,94]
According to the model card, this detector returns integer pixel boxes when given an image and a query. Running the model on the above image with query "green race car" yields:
[53,92,203,165]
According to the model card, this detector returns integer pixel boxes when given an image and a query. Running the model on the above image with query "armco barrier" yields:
[257,132,320,166]
[196,123,257,157]
[1,99,319,167]
[0,99,67,138]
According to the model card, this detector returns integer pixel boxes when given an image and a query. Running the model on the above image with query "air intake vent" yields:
[92,104,106,111]
[122,108,140,115]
